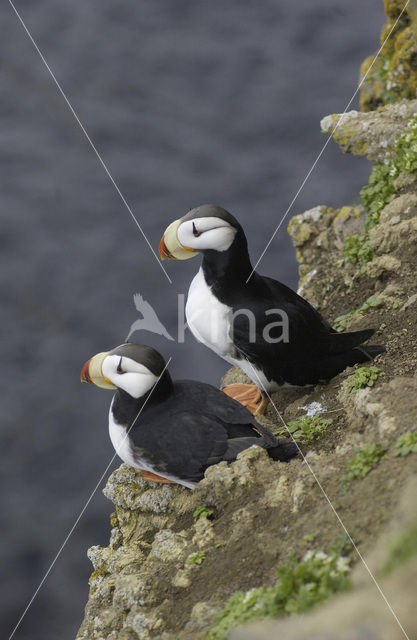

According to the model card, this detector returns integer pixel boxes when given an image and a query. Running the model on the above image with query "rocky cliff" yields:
[359,0,417,111]
[76,4,417,639]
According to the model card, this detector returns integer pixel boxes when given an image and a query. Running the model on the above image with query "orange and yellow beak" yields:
[159,219,199,261]
[159,235,176,260]
[80,352,117,390]
[80,358,93,384]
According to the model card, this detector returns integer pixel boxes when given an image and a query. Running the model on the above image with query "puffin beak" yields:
[159,235,176,260]
[80,359,93,384]
[80,352,117,390]
[159,219,199,261]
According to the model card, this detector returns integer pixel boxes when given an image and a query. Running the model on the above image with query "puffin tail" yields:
[267,437,299,462]
[323,328,376,353]
[308,342,385,381]
[354,344,386,362]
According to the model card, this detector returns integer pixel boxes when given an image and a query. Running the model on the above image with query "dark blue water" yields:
[1,1,384,638]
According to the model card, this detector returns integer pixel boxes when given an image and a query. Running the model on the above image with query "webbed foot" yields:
[140,470,176,484]
[222,383,268,415]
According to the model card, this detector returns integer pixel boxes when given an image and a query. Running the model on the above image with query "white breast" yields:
[108,400,140,468]
[186,268,235,359]
[108,399,196,489]
[185,268,282,393]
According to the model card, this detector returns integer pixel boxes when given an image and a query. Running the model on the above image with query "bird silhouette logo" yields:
[126,293,174,342]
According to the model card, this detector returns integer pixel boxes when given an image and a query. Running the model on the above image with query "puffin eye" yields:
[116,358,125,374]
[192,222,202,238]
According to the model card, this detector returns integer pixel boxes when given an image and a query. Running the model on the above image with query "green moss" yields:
[275,415,333,444]
[371,51,394,83]
[395,117,417,173]
[187,551,206,565]
[362,52,398,111]
[207,551,350,640]
[325,113,417,287]
[342,234,374,266]
[360,115,417,231]
[393,431,417,456]
[361,163,396,230]
[334,295,384,332]
[333,313,351,333]
[193,506,214,521]
[359,2,416,111]
[347,366,382,393]
[382,521,417,575]
[386,27,417,103]
[342,443,388,493]
[329,533,359,556]
[303,531,319,546]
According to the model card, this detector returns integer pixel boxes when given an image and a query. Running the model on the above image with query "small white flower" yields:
[243,588,256,604]
[336,556,350,573]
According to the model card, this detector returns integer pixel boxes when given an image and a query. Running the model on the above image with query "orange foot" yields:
[140,470,177,484]
[222,383,269,416]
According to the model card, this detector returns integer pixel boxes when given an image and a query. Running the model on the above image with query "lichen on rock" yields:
[359,0,417,112]
[321,100,417,162]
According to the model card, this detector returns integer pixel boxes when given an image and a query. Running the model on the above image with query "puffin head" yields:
[159,204,240,260]
[81,343,166,399]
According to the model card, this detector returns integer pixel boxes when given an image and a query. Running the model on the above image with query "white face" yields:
[102,355,159,398]
[177,216,237,252]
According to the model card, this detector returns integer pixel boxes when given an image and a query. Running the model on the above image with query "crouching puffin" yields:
[80,343,298,488]
[159,204,385,415]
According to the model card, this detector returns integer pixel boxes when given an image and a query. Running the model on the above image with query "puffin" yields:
[80,343,298,488]
[159,204,385,414]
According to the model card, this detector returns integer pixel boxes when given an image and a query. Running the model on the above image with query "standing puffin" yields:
[80,343,298,488]
[159,204,385,414]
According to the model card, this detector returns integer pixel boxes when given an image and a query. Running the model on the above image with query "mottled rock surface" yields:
[321,99,417,163]
[232,476,417,640]
[359,0,417,111]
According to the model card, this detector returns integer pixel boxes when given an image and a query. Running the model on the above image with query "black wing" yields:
[130,410,265,482]
[231,273,376,385]
[264,275,376,351]
[171,380,275,438]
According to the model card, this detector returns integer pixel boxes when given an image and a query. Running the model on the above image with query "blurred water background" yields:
[1,1,384,638]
